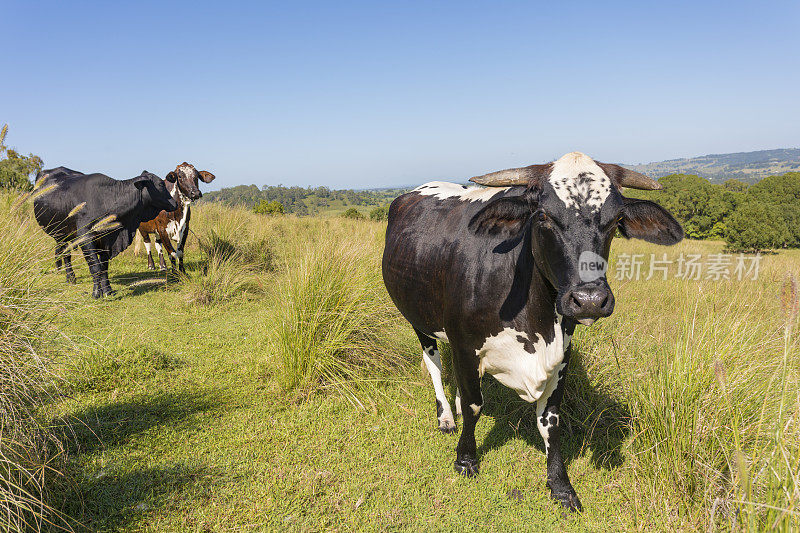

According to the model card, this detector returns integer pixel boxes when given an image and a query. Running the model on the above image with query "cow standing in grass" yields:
[382,152,683,511]
[34,167,178,298]
[137,162,215,273]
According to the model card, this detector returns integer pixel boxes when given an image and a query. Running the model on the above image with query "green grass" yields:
[1,199,795,531]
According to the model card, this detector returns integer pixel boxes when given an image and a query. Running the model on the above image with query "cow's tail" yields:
[132,231,143,256]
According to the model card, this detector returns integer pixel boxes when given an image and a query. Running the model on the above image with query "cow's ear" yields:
[165,171,178,183]
[199,171,215,183]
[133,174,150,190]
[468,194,536,236]
[619,197,683,245]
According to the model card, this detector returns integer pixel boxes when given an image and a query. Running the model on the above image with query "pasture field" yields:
[1,196,798,531]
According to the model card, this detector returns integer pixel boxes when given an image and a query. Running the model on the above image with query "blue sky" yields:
[3,1,798,190]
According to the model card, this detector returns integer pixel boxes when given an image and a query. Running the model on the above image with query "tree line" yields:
[627,172,800,251]
[0,123,796,252]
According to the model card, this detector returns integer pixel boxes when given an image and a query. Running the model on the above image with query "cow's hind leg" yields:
[415,328,456,434]
[536,324,582,512]
[452,344,482,477]
[55,244,64,272]
[141,231,156,270]
[63,247,76,284]
[153,237,167,271]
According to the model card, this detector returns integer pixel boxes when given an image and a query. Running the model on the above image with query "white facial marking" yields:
[469,403,481,416]
[434,330,449,341]
[414,181,509,203]
[476,323,566,403]
[549,152,611,213]
[422,346,456,430]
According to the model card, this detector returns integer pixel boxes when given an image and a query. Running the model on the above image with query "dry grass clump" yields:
[0,192,72,531]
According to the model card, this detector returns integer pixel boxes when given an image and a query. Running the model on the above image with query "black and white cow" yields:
[33,167,178,297]
[382,152,683,511]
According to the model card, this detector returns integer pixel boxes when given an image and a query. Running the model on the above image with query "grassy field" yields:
[2,198,799,531]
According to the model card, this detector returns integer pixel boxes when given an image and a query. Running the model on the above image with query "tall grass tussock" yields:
[270,237,410,407]
[0,193,71,531]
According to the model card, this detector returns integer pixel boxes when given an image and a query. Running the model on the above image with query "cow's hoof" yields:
[551,490,583,512]
[147,265,156,271]
[438,420,457,434]
[66,277,76,284]
[454,457,479,477]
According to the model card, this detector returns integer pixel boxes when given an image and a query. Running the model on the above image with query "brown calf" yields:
[137,162,215,272]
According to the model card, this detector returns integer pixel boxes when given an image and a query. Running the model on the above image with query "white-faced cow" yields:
[382,152,683,511]
[33,167,178,298]
[137,162,215,272]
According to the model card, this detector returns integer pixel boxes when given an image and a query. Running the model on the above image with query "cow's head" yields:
[134,171,179,212]
[468,152,683,324]
[165,162,215,203]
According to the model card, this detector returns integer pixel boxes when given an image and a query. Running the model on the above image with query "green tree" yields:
[725,201,790,252]
[0,124,42,191]
[253,199,285,215]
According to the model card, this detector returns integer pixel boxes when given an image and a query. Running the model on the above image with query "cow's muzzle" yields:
[559,281,615,325]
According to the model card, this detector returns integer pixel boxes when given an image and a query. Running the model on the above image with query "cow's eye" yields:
[536,211,548,222]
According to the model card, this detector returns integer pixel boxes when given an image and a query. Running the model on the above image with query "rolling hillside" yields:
[626,148,800,183]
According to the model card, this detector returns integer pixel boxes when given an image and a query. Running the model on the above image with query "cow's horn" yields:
[618,168,663,190]
[597,163,663,190]
[469,164,551,187]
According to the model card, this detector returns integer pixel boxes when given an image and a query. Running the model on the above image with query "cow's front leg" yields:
[452,347,482,477]
[536,332,582,512]
[97,249,114,297]
[81,245,103,299]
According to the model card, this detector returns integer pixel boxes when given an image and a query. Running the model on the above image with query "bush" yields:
[369,205,389,221]
[271,240,407,406]
[341,207,364,220]
[253,199,284,216]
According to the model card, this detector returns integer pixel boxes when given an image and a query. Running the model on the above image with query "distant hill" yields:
[626,148,800,183]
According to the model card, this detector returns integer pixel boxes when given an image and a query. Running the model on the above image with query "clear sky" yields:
[3,1,798,190]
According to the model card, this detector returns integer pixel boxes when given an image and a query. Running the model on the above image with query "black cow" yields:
[382,152,683,511]
[33,167,178,298]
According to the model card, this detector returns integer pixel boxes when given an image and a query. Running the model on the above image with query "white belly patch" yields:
[166,204,190,242]
[476,325,565,403]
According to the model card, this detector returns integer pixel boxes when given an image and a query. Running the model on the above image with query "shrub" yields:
[253,199,285,216]
[369,205,389,222]
[341,208,364,220]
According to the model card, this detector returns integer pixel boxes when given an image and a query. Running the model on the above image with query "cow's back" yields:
[382,184,524,339]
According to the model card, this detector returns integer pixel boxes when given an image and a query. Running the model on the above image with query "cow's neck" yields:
[167,181,192,213]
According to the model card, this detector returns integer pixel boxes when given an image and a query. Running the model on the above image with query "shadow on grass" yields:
[54,391,221,530]
[61,463,216,532]
[445,347,629,470]
[56,391,217,456]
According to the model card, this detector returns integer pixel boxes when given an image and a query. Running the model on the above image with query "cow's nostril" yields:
[600,294,608,308]
[571,293,582,309]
